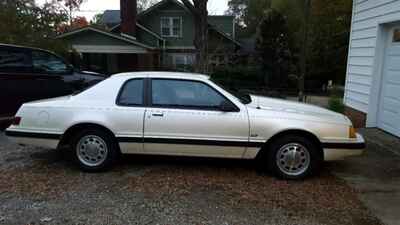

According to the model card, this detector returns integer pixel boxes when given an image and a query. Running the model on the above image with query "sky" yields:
[36,0,229,21]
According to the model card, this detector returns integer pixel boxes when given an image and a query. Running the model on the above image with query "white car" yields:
[5,72,365,179]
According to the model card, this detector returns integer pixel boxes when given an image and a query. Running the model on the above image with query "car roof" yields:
[113,71,210,80]
[0,43,47,52]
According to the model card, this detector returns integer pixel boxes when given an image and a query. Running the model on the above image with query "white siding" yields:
[344,0,400,113]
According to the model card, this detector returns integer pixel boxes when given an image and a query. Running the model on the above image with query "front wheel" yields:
[267,135,322,180]
[71,129,119,172]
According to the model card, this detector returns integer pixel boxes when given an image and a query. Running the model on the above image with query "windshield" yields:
[210,78,252,104]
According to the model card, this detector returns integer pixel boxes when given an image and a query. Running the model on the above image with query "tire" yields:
[70,128,119,172]
[266,135,322,180]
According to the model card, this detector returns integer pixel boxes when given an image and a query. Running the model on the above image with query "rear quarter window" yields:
[0,48,31,73]
[117,79,144,106]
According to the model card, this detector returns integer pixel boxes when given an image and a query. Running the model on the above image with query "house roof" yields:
[139,0,190,17]
[208,16,235,38]
[101,0,235,38]
[209,25,241,47]
[57,26,155,50]
[109,23,165,41]
[101,0,189,26]
[101,10,121,26]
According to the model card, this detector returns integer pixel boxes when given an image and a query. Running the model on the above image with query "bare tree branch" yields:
[181,0,198,15]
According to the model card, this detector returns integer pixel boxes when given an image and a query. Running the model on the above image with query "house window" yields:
[161,17,182,37]
[393,29,400,42]
[171,54,194,66]
[164,53,194,71]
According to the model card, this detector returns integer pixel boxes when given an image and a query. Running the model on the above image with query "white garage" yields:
[344,0,400,138]
[378,28,400,137]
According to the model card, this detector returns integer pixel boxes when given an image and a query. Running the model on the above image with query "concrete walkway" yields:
[328,128,400,225]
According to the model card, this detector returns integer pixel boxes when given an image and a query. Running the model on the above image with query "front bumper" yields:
[322,133,365,161]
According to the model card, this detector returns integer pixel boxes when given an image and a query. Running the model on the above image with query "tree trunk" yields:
[181,0,208,73]
[298,0,311,102]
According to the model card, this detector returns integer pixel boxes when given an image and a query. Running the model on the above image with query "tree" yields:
[298,0,311,101]
[308,0,352,84]
[181,0,209,73]
[256,9,291,89]
[58,16,89,33]
[0,0,69,54]
[226,0,272,37]
[138,0,158,12]
[58,0,85,25]
[91,13,103,24]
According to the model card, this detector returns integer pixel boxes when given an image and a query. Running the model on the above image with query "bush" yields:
[210,66,264,89]
[328,86,344,98]
[328,97,345,113]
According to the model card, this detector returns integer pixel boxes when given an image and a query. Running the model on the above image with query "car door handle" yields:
[152,113,164,117]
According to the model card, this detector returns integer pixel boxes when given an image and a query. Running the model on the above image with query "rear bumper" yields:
[5,130,60,149]
[322,133,365,161]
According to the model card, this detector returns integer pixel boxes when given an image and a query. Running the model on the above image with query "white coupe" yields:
[5,72,365,179]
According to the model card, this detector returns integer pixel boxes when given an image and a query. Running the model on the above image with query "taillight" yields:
[12,117,21,126]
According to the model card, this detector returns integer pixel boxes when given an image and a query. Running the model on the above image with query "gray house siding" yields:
[138,1,195,48]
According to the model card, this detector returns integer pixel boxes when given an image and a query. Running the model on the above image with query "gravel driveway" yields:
[0,132,382,225]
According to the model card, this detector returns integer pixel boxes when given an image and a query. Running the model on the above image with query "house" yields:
[58,0,241,75]
[344,0,400,137]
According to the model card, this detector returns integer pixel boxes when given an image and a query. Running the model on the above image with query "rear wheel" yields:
[71,129,119,172]
[266,135,322,180]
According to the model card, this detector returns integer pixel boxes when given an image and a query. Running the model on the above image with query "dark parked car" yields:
[0,44,106,116]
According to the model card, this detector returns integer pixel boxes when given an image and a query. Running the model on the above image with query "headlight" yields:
[349,126,357,138]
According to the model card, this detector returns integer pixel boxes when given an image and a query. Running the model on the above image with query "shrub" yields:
[328,97,345,113]
[210,66,264,89]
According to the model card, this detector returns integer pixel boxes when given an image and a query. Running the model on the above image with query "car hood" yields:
[247,95,350,124]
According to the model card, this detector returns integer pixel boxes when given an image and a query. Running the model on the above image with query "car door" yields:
[0,47,42,116]
[114,78,146,154]
[143,78,249,158]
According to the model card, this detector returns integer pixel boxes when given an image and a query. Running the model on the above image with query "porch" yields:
[58,26,160,75]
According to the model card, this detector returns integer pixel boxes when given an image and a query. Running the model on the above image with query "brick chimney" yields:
[120,0,137,37]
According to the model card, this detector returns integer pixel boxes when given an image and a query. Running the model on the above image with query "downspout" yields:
[162,39,166,69]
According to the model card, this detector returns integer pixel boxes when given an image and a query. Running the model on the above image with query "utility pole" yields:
[298,0,311,102]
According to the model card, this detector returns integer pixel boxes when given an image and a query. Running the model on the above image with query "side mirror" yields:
[66,64,75,74]
[219,100,238,112]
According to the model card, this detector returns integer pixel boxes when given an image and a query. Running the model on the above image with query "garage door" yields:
[378,27,400,137]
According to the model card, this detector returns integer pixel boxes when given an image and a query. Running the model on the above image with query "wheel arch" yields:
[58,122,117,149]
[256,129,323,160]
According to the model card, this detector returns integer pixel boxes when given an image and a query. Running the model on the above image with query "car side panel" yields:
[247,107,349,144]
[143,108,250,158]
[62,106,146,153]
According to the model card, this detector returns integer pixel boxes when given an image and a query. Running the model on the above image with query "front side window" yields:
[118,79,144,106]
[161,17,182,37]
[32,50,69,74]
[151,79,228,110]
[0,49,31,73]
